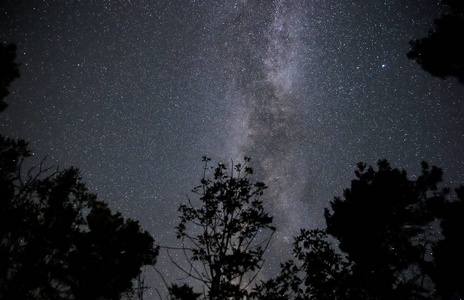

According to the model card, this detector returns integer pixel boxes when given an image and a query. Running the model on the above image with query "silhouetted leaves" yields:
[408,1,464,82]
[170,157,275,300]
[0,43,20,112]
[255,160,464,300]
[324,160,445,299]
[0,135,158,299]
[168,283,202,300]
[431,186,464,299]
[252,229,350,300]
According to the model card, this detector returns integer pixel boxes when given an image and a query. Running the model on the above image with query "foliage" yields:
[252,229,351,300]
[254,159,464,300]
[407,0,464,82]
[430,186,464,299]
[168,283,202,300]
[0,135,158,299]
[0,43,20,111]
[170,156,275,300]
[324,160,445,299]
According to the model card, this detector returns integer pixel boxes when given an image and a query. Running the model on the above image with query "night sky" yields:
[1,0,464,297]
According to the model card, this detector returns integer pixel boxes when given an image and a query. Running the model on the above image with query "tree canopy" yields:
[0,43,20,112]
[324,160,444,299]
[0,135,159,299]
[167,157,275,300]
[253,160,464,300]
[408,0,464,82]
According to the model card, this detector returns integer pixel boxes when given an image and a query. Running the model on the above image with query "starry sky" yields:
[1,0,464,296]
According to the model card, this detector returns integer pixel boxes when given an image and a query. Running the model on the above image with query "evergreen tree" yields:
[408,0,464,83]
[255,160,464,299]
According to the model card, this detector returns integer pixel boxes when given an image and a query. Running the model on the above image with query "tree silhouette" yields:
[254,160,464,300]
[0,43,20,111]
[168,283,202,300]
[430,186,464,299]
[324,160,445,299]
[168,157,275,300]
[0,135,158,299]
[252,229,351,300]
[407,0,464,82]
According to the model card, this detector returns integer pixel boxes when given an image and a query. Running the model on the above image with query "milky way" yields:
[235,1,315,244]
[203,1,315,246]
[1,0,464,298]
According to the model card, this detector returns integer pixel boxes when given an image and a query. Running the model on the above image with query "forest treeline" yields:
[2,138,464,300]
[1,1,463,298]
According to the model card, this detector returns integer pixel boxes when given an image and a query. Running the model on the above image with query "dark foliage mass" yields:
[253,160,464,300]
[325,160,443,298]
[431,186,464,299]
[6,128,462,299]
[325,160,442,299]
[408,0,464,82]
[0,135,158,299]
[0,43,20,112]
[168,283,202,300]
[251,228,350,300]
